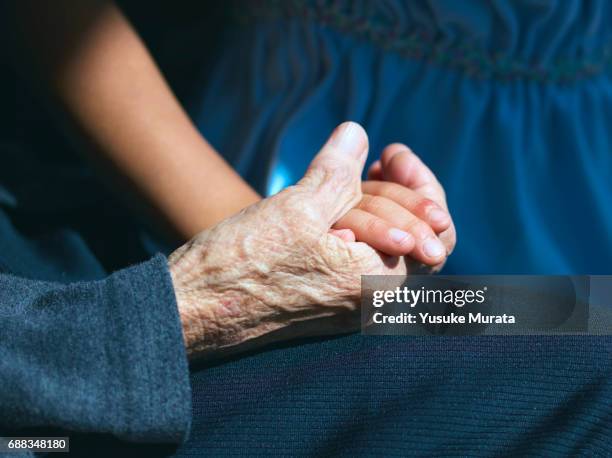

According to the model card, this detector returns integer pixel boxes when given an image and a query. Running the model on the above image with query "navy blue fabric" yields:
[179,335,612,457]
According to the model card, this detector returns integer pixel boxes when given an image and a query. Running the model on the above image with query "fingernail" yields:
[423,237,445,258]
[330,122,367,158]
[428,208,449,225]
[389,228,412,245]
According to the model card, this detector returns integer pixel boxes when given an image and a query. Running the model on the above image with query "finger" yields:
[334,208,415,257]
[345,240,408,276]
[297,122,369,226]
[381,143,447,208]
[363,182,456,256]
[354,195,448,265]
[361,181,451,233]
[367,160,383,180]
[328,228,356,243]
[379,144,457,256]
[438,222,457,257]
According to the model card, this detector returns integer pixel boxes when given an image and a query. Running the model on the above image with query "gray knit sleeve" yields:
[0,254,192,444]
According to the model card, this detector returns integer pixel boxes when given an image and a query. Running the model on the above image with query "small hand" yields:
[368,143,457,271]
[331,144,455,270]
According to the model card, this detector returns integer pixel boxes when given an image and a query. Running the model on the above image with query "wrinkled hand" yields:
[169,122,406,359]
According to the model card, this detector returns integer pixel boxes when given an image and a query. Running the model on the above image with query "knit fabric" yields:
[166,334,611,457]
[0,254,192,448]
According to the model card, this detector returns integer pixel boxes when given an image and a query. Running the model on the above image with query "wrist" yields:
[168,244,280,359]
[168,254,220,358]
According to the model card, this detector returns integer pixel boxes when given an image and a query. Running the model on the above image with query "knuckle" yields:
[414,197,437,215]
[316,159,361,206]
[423,183,446,202]
[369,181,404,202]
[277,189,326,232]
[361,195,387,214]
[446,230,457,250]
[390,184,413,203]
[319,158,355,189]
[406,219,433,240]
[390,149,417,170]
[442,228,457,254]
[364,216,386,235]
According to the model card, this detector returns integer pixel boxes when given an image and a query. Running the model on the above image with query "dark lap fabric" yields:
[174,335,612,457]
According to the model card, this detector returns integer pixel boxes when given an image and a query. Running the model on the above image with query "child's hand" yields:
[331,144,456,268]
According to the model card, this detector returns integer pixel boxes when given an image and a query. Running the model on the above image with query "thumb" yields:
[297,121,369,226]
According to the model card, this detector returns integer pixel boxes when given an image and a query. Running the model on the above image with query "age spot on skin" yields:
[217,297,242,318]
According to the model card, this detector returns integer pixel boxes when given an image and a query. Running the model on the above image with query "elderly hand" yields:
[169,122,453,359]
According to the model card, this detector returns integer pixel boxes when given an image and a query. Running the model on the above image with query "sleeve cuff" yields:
[101,253,192,444]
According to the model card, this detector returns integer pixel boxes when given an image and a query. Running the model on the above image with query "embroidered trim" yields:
[234,0,612,83]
